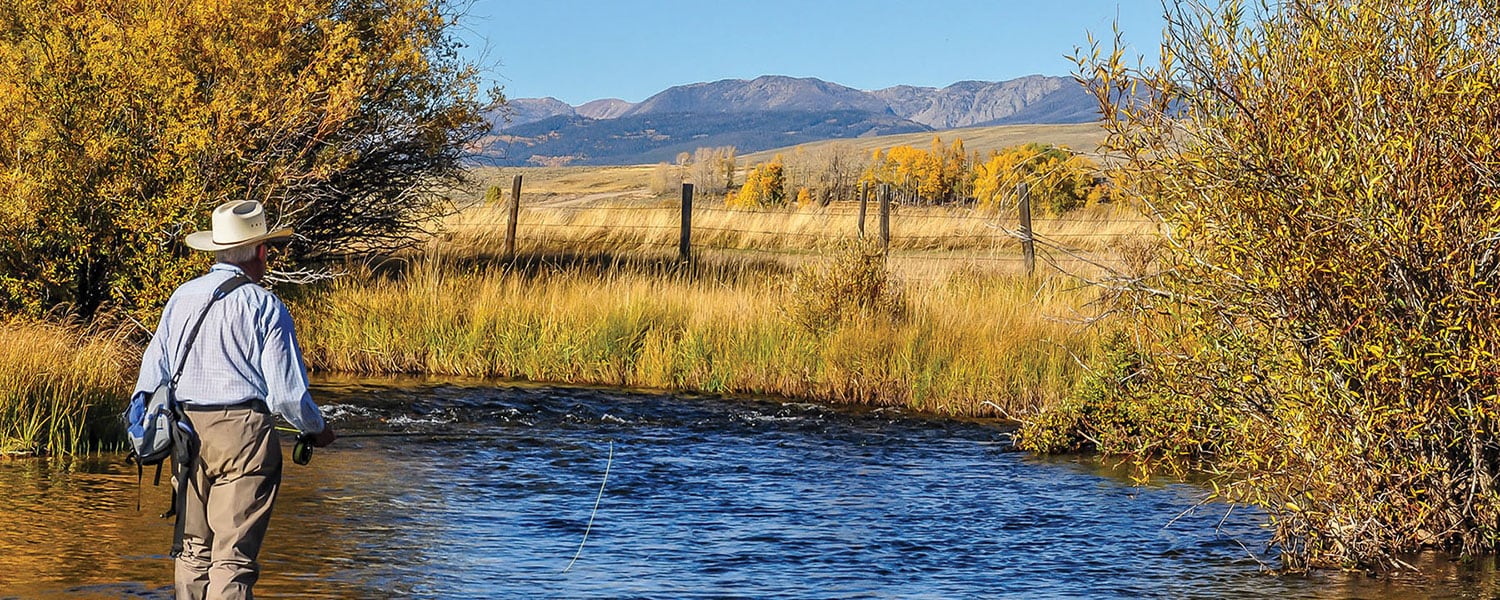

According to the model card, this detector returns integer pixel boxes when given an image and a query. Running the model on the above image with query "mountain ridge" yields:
[498,74,1094,130]
[477,74,1098,166]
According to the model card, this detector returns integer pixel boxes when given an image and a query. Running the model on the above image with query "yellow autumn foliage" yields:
[1022,0,1500,570]
[0,0,493,321]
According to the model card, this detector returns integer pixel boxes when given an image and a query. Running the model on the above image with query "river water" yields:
[3,378,1500,599]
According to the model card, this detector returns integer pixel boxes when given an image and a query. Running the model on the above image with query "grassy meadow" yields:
[290,253,1104,418]
[738,123,1109,164]
[2,124,1147,454]
[292,163,1149,418]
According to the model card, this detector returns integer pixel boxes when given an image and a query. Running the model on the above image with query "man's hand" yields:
[311,424,337,447]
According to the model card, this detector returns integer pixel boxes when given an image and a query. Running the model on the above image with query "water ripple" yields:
[1,379,1495,598]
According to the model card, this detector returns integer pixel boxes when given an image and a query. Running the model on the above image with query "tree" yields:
[971,143,1096,214]
[0,0,495,320]
[688,146,736,196]
[649,161,682,195]
[730,155,787,208]
[1031,0,1500,569]
[859,137,976,204]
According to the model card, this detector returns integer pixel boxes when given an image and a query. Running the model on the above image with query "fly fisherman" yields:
[132,200,336,599]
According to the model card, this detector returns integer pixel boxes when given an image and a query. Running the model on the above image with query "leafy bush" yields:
[785,240,906,333]
[0,0,493,320]
[1032,0,1500,569]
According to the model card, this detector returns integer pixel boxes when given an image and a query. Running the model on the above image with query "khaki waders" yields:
[175,404,282,600]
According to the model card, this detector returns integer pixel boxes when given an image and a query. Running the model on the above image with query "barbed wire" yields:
[480,204,1152,226]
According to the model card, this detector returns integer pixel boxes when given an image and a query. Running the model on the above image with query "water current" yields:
[4,378,1500,598]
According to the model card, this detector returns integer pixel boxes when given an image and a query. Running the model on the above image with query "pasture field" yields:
[295,155,1153,420]
[739,122,1109,163]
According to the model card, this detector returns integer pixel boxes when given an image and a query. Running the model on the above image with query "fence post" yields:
[506,174,522,259]
[879,183,891,253]
[1018,182,1035,276]
[680,183,694,263]
[858,182,868,239]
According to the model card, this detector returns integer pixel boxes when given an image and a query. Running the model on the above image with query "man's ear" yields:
[257,243,269,262]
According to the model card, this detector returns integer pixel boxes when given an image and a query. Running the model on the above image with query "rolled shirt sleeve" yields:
[260,297,326,436]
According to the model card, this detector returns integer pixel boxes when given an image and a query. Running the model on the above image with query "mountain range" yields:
[475,74,1097,166]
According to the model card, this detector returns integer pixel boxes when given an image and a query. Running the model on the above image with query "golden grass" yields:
[460,165,656,205]
[292,256,1104,418]
[0,320,133,456]
[740,123,1109,163]
[445,197,1154,253]
[440,199,1155,283]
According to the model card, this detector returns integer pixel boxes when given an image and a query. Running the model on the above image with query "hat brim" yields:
[184,227,294,252]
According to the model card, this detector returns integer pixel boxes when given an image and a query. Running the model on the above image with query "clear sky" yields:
[454,1,1167,106]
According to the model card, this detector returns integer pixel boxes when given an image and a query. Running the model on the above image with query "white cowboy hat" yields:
[184,201,294,252]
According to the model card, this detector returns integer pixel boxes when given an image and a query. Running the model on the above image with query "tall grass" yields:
[0,320,132,456]
[292,252,1102,418]
[447,201,1153,257]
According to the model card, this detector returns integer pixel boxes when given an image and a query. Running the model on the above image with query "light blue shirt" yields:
[133,263,326,435]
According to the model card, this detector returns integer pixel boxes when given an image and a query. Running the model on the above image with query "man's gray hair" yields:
[216,244,259,265]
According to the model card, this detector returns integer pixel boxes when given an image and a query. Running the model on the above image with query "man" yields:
[132,200,336,599]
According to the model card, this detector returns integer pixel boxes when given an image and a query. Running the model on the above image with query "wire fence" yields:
[442,180,1158,278]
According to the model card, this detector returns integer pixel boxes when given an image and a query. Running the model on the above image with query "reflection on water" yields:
[3,377,1500,598]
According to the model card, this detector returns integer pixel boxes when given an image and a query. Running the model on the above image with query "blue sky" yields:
[454,1,1167,105]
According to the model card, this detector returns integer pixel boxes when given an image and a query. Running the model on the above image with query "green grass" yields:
[0,320,132,456]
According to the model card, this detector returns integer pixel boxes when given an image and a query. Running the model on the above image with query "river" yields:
[2,378,1498,598]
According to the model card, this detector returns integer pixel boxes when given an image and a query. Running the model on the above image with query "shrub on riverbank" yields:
[0,320,131,456]
[291,253,1098,417]
[1024,0,1500,569]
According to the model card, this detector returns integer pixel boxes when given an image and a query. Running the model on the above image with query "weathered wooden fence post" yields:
[506,174,522,259]
[858,181,868,239]
[679,183,694,263]
[1018,182,1035,276]
[879,183,891,253]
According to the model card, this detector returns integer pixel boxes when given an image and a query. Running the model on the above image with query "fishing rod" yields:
[274,426,524,464]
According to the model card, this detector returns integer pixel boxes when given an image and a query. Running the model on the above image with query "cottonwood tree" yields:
[0,0,496,320]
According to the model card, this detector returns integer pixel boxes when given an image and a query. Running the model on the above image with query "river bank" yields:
[0,250,1101,455]
[289,253,1097,420]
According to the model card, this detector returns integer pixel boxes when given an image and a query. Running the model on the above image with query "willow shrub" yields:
[1019,1,1500,569]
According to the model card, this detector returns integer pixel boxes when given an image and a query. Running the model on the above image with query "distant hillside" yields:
[740,122,1108,164]
[621,76,892,116]
[871,76,1095,128]
[480,74,1099,166]
[576,98,634,119]
[493,97,574,130]
[475,110,930,167]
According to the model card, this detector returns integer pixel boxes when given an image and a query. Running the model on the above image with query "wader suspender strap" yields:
[161,274,252,558]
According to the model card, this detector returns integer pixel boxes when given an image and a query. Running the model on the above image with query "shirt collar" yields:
[211,263,248,277]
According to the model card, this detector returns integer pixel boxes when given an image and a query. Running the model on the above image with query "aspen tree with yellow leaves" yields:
[730,155,787,207]
[0,0,495,320]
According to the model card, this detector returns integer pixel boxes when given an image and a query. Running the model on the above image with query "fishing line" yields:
[563,440,613,574]
[275,425,616,571]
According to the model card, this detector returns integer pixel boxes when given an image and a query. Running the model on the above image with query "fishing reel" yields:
[276,425,318,465]
[292,434,315,465]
